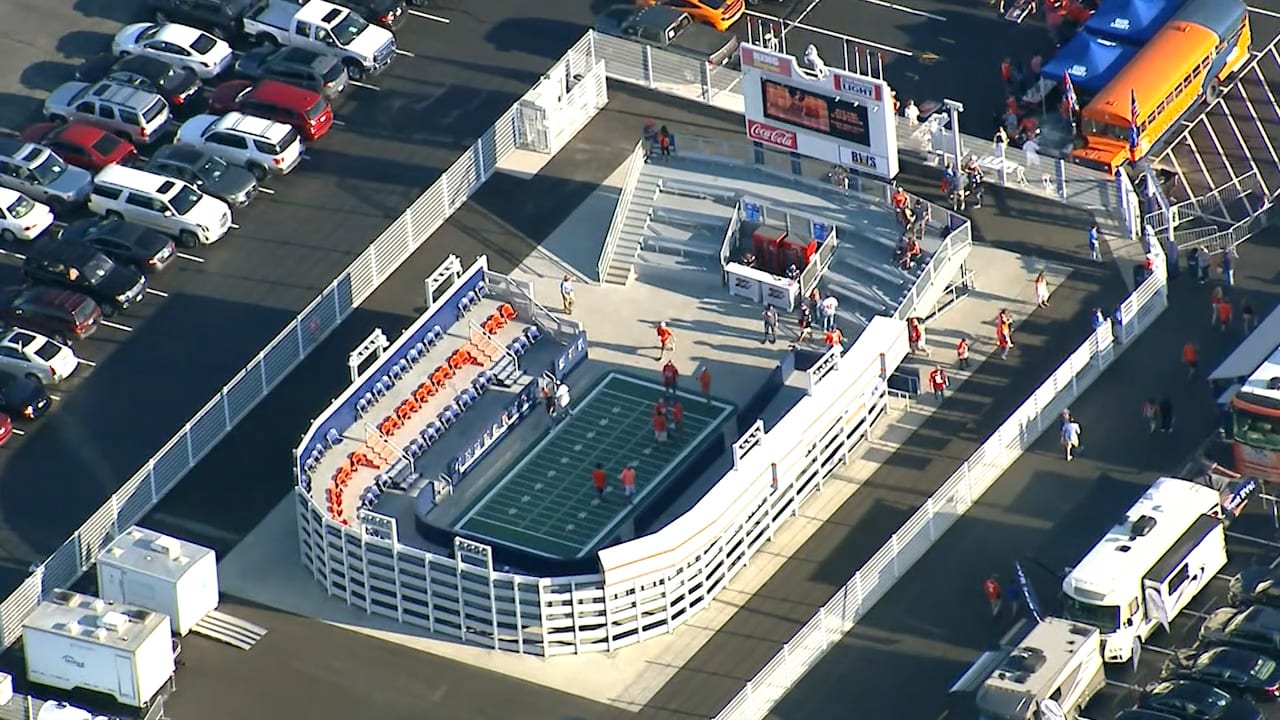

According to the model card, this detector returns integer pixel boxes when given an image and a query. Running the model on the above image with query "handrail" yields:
[596,140,648,283]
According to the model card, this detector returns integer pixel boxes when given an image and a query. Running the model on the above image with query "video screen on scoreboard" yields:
[760,78,871,147]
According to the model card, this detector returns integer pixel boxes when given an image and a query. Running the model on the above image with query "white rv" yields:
[1061,477,1228,663]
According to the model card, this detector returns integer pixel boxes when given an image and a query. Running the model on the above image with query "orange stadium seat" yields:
[499,303,516,320]
[379,415,402,436]
[396,399,417,423]
[414,382,435,404]
[349,450,377,470]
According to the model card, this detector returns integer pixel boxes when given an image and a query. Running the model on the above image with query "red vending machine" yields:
[751,228,787,274]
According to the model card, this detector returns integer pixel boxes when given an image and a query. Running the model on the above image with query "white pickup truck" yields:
[243,0,396,80]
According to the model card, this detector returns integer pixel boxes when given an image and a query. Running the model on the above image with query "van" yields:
[88,165,231,248]
[44,80,171,146]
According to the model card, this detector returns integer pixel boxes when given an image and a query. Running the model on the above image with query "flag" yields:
[1062,71,1078,114]
[1128,88,1140,163]
[1014,561,1044,622]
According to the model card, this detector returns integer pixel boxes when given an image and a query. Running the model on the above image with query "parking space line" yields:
[1143,645,1176,655]
[1166,152,1194,203]
[229,223,240,230]
[47,393,60,402]
[101,320,133,332]
[394,48,415,57]
[1201,117,1246,203]
[76,358,95,367]
[145,288,168,298]
[855,0,947,21]
[1249,5,1280,18]
[1227,530,1280,549]
[1252,61,1280,123]
[176,252,204,263]
[1220,101,1267,196]
[0,249,26,260]
[1183,610,1211,620]
[8,428,24,437]
[407,9,450,23]
[1238,82,1280,173]
[1105,679,1143,691]
[349,81,380,91]
[1216,573,1236,582]
[257,187,276,196]
[1184,134,1217,200]
[332,120,346,128]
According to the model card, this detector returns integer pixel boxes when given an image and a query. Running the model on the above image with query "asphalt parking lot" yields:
[0,0,588,592]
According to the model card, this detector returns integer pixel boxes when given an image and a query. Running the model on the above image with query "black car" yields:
[60,218,176,275]
[233,46,349,99]
[0,370,51,421]
[147,0,267,38]
[144,145,258,208]
[1163,646,1280,702]
[342,0,407,30]
[1139,680,1262,720]
[1230,566,1280,608]
[1202,606,1280,657]
[22,240,147,316]
[74,54,202,111]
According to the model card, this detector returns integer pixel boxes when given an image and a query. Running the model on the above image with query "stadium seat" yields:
[350,450,377,470]
[396,400,417,423]
[379,415,402,436]
[389,361,406,383]
[373,377,392,398]
[355,395,372,418]
[455,390,474,411]
[373,473,389,491]
[499,303,516,321]
[300,475,311,493]
[470,377,486,396]
[458,294,474,315]
[438,406,458,429]
[424,421,443,443]
[407,438,426,458]
[303,456,318,477]
[407,345,423,365]
[427,326,444,346]
[413,382,434,404]
[475,282,488,298]
[396,358,411,377]
[524,325,542,344]
[477,370,494,389]
[325,428,341,448]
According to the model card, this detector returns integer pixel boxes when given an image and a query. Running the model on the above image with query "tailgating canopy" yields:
[1085,0,1185,45]
[1040,31,1140,96]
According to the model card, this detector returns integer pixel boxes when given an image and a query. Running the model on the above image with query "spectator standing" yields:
[796,303,814,343]
[559,274,575,314]
[698,366,712,404]
[1222,250,1235,286]
[591,463,607,504]
[903,98,920,127]
[555,381,572,418]
[984,575,1003,616]
[1159,396,1175,433]
[1087,223,1101,262]
[652,410,668,444]
[912,198,931,241]
[994,126,1009,153]
[1188,248,1201,283]
[1023,136,1040,170]
[672,400,684,437]
[620,464,637,504]
[1183,341,1199,380]
[658,125,672,158]
[1034,271,1050,308]
[762,304,779,344]
[1090,307,1106,331]
[656,321,675,361]
[824,327,844,350]
[1242,297,1256,333]
[1142,398,1160,434]
[1061,414,1082,461]
[996,319,1012,359]
[956,336,970,370]
[929,364,948,401]
[542,381,555,416]
[662,360,679,396]
[820,295,840,331]
[1216,296,1233,332]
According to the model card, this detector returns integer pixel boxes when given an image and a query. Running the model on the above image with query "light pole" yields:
[943,98,964,169]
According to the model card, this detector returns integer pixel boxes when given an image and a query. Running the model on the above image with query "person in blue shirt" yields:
[1087,223,1100,262]
[1222,250,1235,286]
[1090,307,1106,330]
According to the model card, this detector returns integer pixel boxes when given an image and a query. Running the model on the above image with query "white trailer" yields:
[97,526,218,636]
[22,590,174,708]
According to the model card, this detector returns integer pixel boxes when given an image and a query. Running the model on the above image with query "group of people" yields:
[942,156,986,212]
[642,119,676,160]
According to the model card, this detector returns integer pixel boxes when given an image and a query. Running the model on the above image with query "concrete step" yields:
[191,609,268,650]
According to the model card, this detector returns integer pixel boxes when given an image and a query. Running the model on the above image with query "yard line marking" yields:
[856,0,947,20]
[349,80,380,90]
[258,187,276,195]
[1228,530,1280,549]
[76,358,96,367]
[176,252,204,263]
[394,49,416,57]
[408,9,450,22]
[101,320,133,332]
[0,249,26,260]
[145,288,169,297]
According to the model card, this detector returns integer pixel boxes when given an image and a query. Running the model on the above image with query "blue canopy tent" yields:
[1085,0,1185,45]
[1040,31,1139,96]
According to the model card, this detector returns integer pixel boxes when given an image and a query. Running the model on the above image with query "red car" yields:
[209,79,333,141]
[0,413,10,446]
[19,122,138,172]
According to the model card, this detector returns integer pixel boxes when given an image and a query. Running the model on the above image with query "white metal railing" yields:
[713,241,1169,719]
[597,139,648,283]
[0,32,606,648]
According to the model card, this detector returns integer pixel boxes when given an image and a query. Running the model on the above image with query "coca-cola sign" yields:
[747,120,797,150]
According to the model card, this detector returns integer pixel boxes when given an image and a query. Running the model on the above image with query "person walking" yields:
[796,303,814,343]
[956,336,970,370]
[903,98,920,127]
[996,319,1012,359]
[559,274,575,314]
[658,125,673,159]
[1158,395,1175,433]
[983,574,1003,616]
[1033,271,1050,308]
[1142,397,1160,434]
[542,381,556,417]
[1188,247,1201,283]
[652,410,668,444]
[662,360,679,396]
[824,326,844,350]
[591,463,608,504]
[1222,250,1235,286]
[1216,296,1233,332]
[1087,223,1101,262]
[656,321,676,361]
[1061,413,1082,461]
[1242,296,1256,333]
[929,364,948,401]
[698,366,712,404]
[762,303,779,344]
[672,400,684,437]
[820,295,840,332]
[908,317,923,355]
[1183,341,1199,380]
[620,464,637,504]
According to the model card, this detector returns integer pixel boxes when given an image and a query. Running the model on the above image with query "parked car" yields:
[635,0,743,32]
[0,138,93,211]
[19,122,138,172]
[1230,566,1280,608]
[43,81,171,146]
[1202,606,1280,656]
[59,217,176,274]
[337,0,408,30]
[111,22,234,79]
[0,287,102,343]
[0,371,51,421]
[1138,680,1262,720]
[0,188,55,243]
[0,327,79,385]
[22,240,148,317]
[147,0,269,39]
[73,54,203,111]
[144,145,259,207]
[175,112,303,179]
[0,413,11,446]
[1162,646,1280,701]
[232,46,348,99]
[595,5,740,67]
[208,79,333,141]
[88,164,232,247]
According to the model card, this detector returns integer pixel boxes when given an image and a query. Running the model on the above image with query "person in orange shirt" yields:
[653,410,668,443]
[1216,298,1233,332]
[620,464,637,504]
[591,463,607,504]
[824,327,843,349]
[1183,341,1198,380]
[657,321,675,361]
[672,400,684,436]
[698,366,712,404]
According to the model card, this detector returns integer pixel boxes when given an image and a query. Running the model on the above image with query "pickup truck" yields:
[595,5,740,68]
[243,0,396,80]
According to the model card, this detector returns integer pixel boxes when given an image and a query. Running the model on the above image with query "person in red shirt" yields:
[672,400,684,436]
[653,410,668,443]
[654,398,666,419]
[698,366,712,404]
[956,336,970,370]
[983,575,1002,616]
[1216,299,1233,331]
[662,360,679,396]
[591,463,607,504]
[1183,341,1198,380]
[657,322,675,360]
[929,365,948,401]
[620,465,637,503]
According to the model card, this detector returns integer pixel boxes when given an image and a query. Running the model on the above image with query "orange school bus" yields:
[1072,0,1251,173]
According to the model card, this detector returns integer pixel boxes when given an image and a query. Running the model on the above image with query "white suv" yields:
[88,165,231,247]
[175,112,302,179]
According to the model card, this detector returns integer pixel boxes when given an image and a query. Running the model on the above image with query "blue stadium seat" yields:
[397,358,411,377]
[311,444,325,463]
[461,387,479,407]
[524,325,542,344]
[389,361,407,382]
[470,377,486,395]
[438,406,458,428]
[300,476,311,493]
[477,370,493,389]
[407,345,423,365]
[464,290,478,309]
[511,337,530,356]
[373,377,392,398]
[427,326,444,347]
[456,390,474,411]
[475,282,487,298]
[325,428,341,448]
[355,395,372,418]
[458,295,474,315]
[425,421,443,442]
[361,391,375,410]
[407,438,425,458]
